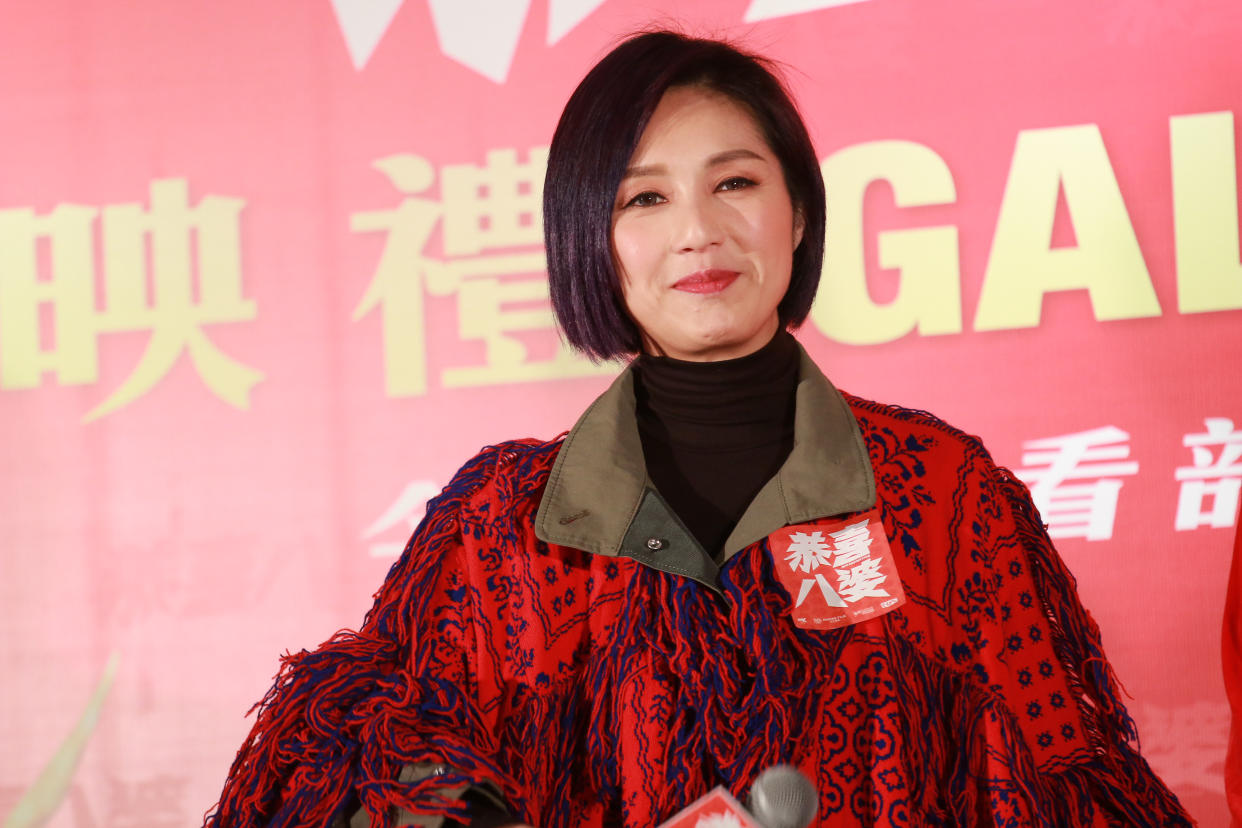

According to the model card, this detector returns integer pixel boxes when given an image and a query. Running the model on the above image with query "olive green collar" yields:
[534,343,876,590]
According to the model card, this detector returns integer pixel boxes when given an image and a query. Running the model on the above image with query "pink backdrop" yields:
[2,1,1240,825]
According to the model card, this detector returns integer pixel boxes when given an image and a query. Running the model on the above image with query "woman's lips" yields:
[672,269,740,294]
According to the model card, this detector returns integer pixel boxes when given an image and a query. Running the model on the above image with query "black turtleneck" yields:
[633,330,800,559]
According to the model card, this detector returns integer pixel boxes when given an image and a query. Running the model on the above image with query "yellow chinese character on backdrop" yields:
[0,178,262,421]
[351,148,613,397]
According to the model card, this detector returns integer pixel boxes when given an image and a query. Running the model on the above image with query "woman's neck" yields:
[635,330,798,447]
[633,330,800,556]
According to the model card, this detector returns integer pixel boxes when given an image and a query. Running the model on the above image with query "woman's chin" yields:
[660,329,772,362]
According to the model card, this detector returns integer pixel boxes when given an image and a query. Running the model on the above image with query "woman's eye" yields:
[717,176,756,192]
[623,191,665,208]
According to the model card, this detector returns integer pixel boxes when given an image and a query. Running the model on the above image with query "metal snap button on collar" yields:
[646,537,665,551]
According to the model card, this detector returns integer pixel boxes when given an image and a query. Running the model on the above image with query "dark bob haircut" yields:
[543,30,826,361]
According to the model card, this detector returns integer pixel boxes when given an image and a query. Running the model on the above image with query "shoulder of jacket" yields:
[445,436,566,504]
[840,391,995,465]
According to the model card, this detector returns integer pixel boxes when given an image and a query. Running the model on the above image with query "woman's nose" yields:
[673,196,724,252]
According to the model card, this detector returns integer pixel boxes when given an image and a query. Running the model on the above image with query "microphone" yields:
[748,765,818,828]
[657,765,818,828]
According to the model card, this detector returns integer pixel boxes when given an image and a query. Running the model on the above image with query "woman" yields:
[207,32,1192,828]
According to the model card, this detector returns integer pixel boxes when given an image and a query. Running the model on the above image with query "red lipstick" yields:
[672,269,739,294]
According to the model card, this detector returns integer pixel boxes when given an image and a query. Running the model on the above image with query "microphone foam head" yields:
[748,765,818,828]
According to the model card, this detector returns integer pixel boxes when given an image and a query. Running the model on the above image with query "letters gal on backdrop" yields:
[1,1,1239,825]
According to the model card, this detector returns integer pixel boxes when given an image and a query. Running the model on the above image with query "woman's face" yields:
[611,85,803,362]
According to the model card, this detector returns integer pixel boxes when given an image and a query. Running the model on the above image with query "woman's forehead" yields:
[627,86,774,170]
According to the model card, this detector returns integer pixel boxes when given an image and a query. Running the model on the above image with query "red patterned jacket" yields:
[207,350,1191,828]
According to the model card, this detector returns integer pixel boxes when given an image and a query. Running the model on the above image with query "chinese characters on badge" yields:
[770,510,906,630]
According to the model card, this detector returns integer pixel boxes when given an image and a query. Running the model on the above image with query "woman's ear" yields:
[793,208,805,249]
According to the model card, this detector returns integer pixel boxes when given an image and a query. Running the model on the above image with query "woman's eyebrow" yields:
[705,148,765,167]
[621,163,665,180]
[622,148,767,180]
